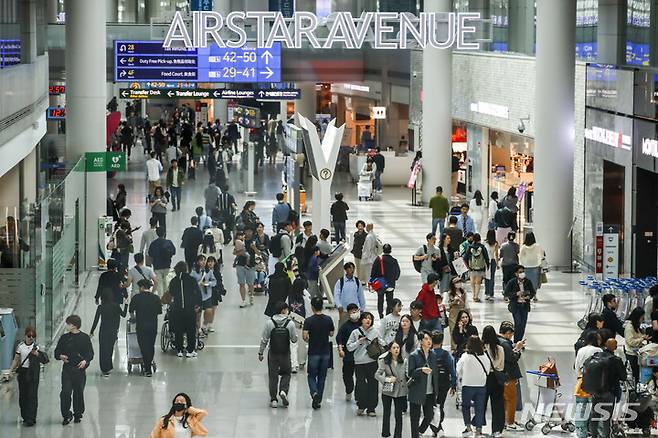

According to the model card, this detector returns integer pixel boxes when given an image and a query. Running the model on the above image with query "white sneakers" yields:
[186,351,198,358]
[356,408,365,416]
[279,391,289,407]
[461,427,472,437]
[270,400,278,408]
[436,430,445,438]
[345,393,352,401]
[177,351,184,358]
[239,301,247,308]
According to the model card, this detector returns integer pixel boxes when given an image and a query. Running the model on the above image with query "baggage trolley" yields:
[126,319,157,375]
[357,178,373,201]
[524,370,575,435]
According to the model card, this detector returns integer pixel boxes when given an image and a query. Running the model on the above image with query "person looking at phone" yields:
[498,321,526,432]
[503,265,535,343]
[406,330,440,438]
[12,326,49,427]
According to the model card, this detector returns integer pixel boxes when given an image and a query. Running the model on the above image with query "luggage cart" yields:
[524,370,575,435]
[357,178,373,201]
[126,319,157,375]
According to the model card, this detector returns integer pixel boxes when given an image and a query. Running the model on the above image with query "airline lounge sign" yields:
[164,11,481,50]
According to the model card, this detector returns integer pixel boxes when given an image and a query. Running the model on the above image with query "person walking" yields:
[499,233,520,295]
[258,301,297,408]
[140,217,159,267]
[333,262,365,327]
[233,230,256,308]
[436,233,455,294]
[498,322,526,432]
[469,190,486,234]
[336,303,362,402]
[146,152,163,195]
[380,298,403,346]
[415,273,442,332]
[89,291,128,377]
[149,186,169,234]
[456,203,476,236]
[54,315,94,425]
[166,159,185,211]
[452,310,479,362]
[181,217,204,271]
[482,325,506,437]
[190,254,217,337]
[361,223,382,279]
[129,279,162,377]
[347,311,382,416]
[407,330,440,438]
[372,147,386,192]
[149,392,208,438]
[414,233,440,284]
[287,278,311,372]
[148,227,176,297]
[395,314,420,362]
[303,297,335,409]
[463,233,490,303]
[114,184,127,213]
[330,192,350,243]
[271,193,291,233]
[429,186,450,235]
[351,220,367,280]
[483,230,500,302]
[376,340,409,438]
[487,192,499,230]
[447,279,470,349]
[456,336,491,438]
[264,262,291,317]
[429,332,457,438]
[503,265,536,343]
[494,204,517,246]
[519,232,544,296]
[203,181,221,218]
[167,262,202,358]
[11,326,49,427]
[304,246,322,299]
[370,243,401,319]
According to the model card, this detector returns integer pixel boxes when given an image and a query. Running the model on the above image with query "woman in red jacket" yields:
[415,273,441,332]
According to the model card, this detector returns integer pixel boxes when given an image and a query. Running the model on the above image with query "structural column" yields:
[421,0,453,203]
[534,0,576,267]
[47,0,59,23]
[20,0,37,64]
[65,0,107,269]
[597,0,627,65]
[213,0,230,124]
[107,0,118,22]
[508,0,535,55]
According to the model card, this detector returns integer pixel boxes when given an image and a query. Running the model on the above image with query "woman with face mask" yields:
[150,392,208,438]
[347,312,383,416]
[503,265,536,343]
[11,327,49,427]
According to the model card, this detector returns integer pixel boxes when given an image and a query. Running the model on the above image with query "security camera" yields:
[412,71,418,78]
[518,116,530,134]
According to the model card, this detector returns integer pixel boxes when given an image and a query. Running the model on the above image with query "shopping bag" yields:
[452,257,468,277]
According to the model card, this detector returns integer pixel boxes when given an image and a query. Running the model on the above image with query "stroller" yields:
[524,359,575,435]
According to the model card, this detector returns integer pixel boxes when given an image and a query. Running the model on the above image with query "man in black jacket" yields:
[148,227,176,297]
[95,258,125,305]
[406,330,440,438]
[601,294,624,343]
[181,217,204,272]
[129,279,162,376]
[589,338,627,438]
[503,265,536,343]
[54,315,94,425]
[498,321,526,432]
[168,261,202,357]
[370,243,401,319]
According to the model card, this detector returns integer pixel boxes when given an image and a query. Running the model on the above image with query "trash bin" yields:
[0,308,18,378]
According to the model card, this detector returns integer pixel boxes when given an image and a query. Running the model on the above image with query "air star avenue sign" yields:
[163,11,481,50]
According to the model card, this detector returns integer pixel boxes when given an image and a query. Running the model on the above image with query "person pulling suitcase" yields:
[129,279,163,377]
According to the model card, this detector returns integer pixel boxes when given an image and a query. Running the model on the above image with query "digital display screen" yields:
[49,85,66,95]
[47,107,66,120]
[234,105,261,128]
[115,40,281,83]
[0,39,20,69]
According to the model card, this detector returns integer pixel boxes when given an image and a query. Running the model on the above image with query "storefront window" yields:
[0,0,21,69]
[626,0,652,65]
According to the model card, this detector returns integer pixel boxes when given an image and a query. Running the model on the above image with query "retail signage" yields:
[0,39,20,69]
[49,85,66,95]
[115,40,281,83]
[119,87,300,100]
[603,225,619,279]
[641,138,658,158]
[595,221,604,274]
[47,107,66,120]
[234,105,261,128]
[163,11,481,50]
[191,0,213,11]
[470,101,509,119]
[584,126,632,151]
[371,106,386,119]
[85,152,126,172]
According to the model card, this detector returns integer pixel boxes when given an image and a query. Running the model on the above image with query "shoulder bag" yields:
[360,328,385,360]
[484,350,506,388]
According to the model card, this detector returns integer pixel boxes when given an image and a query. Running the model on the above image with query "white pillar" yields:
[66,0,107,269]
[597,0,626,65]
[421,0,453,203]
[534,0,576,267]
[280,101,288,121]
[20,0,37,64]
[107,0,118,22]
[212,0,230,125]
[47,0,59,23]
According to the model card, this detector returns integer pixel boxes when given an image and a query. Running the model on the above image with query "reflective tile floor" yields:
[0,150,591,437]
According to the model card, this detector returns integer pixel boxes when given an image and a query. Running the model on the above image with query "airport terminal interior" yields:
[2,1,658,438]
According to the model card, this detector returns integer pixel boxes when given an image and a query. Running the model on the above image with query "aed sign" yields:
[164,11,481,50]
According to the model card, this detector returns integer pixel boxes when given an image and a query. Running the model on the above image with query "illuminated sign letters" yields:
[584,126,632,151]
[642,137,658,158]
[163,11,481,50]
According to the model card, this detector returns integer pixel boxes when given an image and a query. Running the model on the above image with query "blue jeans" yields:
[374,171,382,191]
[307,354,330,400]
[432,217,445,235]
[512,308,529,343]
[575,397,592,438]
[484,262,497,297]
[334,221,346,243]
[420,317,441,333]
[170,186,182,210]
[461,386,487,429]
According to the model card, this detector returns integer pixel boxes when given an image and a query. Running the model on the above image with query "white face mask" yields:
[349,312,361,322]
[518,273,526,280]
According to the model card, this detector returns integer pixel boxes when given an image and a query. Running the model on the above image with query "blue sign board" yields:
[115,40,281,83]
[0,40,21,69]
[626,41,650,66]
[191,0,213,11]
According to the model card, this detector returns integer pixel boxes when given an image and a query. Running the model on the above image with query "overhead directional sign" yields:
[120,88,301,100]
[115,40,281,83]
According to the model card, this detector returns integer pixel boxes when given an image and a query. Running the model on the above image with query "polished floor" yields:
[0,148,592,438]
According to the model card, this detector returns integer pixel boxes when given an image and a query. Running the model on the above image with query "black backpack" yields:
[581,352,610,396]
[269,318,291,354]
[269,233,284,258]
[413,245,427,273]
[435,349,452,391]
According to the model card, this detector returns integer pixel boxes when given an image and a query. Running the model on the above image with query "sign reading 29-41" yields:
[114,40,281,83]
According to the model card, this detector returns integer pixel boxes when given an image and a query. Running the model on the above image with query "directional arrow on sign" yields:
[258,90,265,98]
[167,91,175,98]
[119,70,127,77]
[121,90,129,98]
[261,51,273,65]
[259,67,274,79]
[119,58,126,65]
[213,90,221,98]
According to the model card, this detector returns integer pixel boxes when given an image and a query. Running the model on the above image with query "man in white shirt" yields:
[575,331,603,373]
[126,253,157,295]
[145,152,163,195]
[140,217,159,267]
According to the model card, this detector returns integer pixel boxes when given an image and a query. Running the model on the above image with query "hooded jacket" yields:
[415,283,440,320]
[264,267,291,317]
[168,273,202,313]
